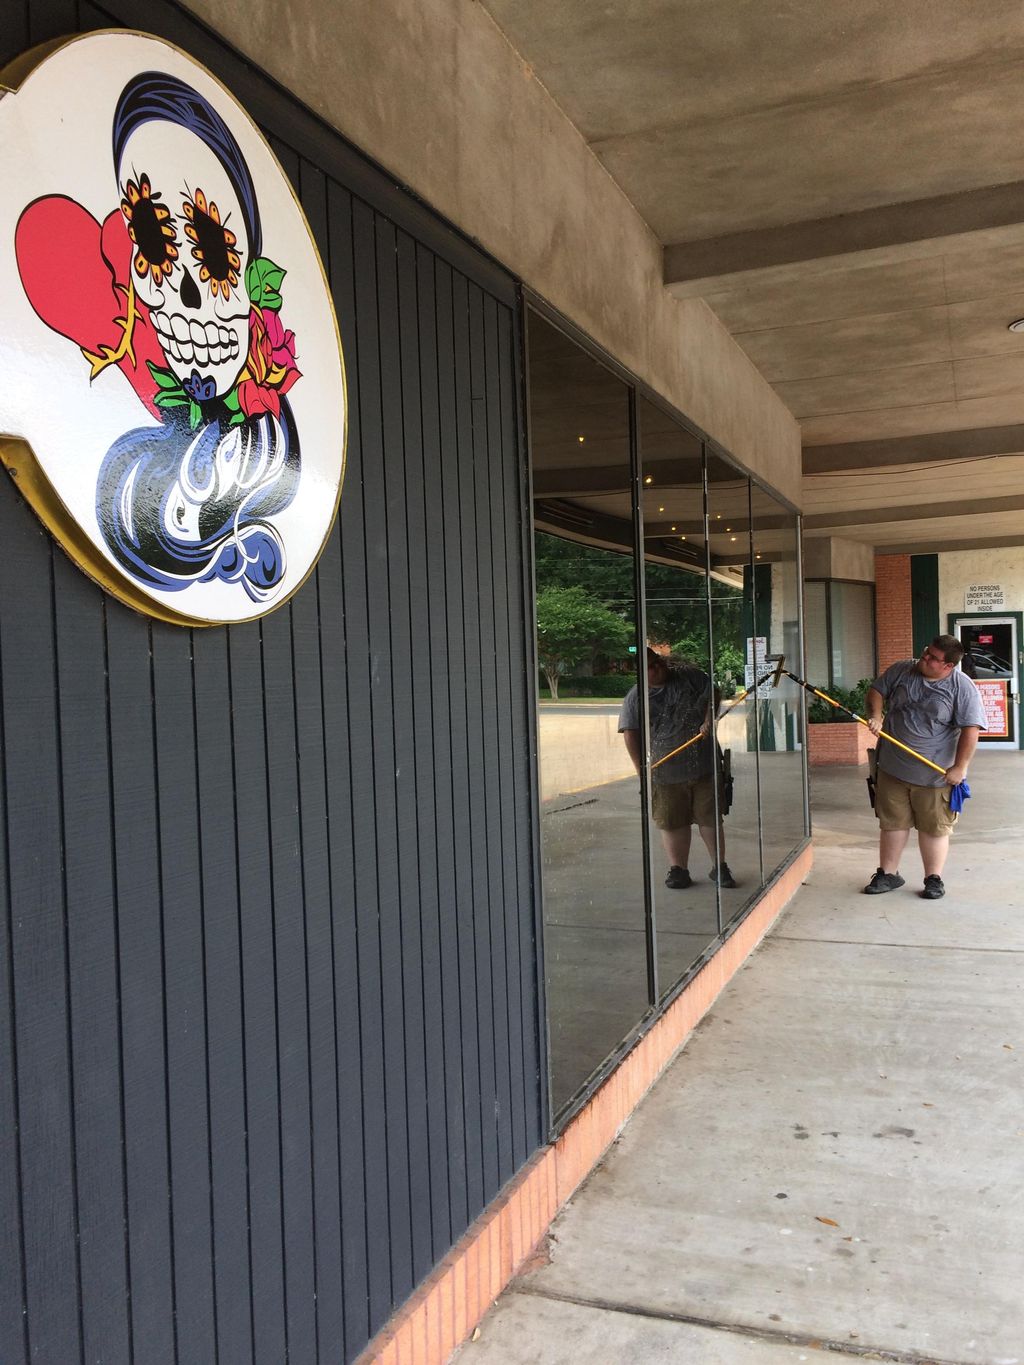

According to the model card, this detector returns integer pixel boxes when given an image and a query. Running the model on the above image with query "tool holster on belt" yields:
[718,746,734,815]
[866,746,878,809]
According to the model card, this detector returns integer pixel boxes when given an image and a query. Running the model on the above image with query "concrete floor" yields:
[457,752,1024,1364]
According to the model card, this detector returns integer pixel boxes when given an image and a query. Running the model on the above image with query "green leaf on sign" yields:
[245,256,286,310]
[189,401,203,430]
[154,391,189,409]
[147,361,183,391]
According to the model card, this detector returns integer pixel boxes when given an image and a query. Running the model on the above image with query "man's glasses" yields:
[920,649,952,667]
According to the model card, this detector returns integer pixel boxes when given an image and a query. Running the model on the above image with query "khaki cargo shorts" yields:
[651,775,717,830]
[874,767,957,837]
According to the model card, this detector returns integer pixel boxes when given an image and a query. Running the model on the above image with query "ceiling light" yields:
[670,525,676,531]
[1009,319,1024,332]
[658,505,665,512]
[644,475,653,485]
[731,536,737,542]
[578,434,585,442]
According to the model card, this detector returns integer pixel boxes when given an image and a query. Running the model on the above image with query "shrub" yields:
[807,678,873,724]
[539,673,634,698]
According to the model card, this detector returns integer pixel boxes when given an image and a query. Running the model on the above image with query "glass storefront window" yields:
[638,398,719,995]
[707,454,761,915]
[527,305,810,1119]
[750,483,807,880]
[804,580,829,685]
[804,580,876,690]
[528,313,649,1116]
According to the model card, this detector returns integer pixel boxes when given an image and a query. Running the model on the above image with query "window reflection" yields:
[529,313,648,1116]
[707,454,762,916]
[750,484,807,879]
[638,399,721,993]
[805,580,876,690]
[527,307,810,1119]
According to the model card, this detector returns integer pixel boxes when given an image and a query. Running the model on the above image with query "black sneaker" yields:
[710,863,738,889]
[863,867,905,895]
[666,865,692,889]
[921,875,945,900]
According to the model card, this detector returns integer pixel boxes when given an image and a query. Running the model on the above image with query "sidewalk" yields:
[456,753,1024,1364]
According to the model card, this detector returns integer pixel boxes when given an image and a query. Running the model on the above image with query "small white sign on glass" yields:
[744,636,774,698]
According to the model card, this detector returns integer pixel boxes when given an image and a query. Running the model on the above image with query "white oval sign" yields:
[0,31,346,624]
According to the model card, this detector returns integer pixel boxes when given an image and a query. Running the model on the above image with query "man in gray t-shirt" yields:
[863,634,986,901]
[619,649,734,891]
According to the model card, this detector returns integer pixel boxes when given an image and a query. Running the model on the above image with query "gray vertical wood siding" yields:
[0,3,543,1361]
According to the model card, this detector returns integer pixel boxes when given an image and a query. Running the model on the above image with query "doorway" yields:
[949,613,1023,750]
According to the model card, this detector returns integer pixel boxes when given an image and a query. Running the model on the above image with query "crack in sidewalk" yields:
[512,1283,977,1365]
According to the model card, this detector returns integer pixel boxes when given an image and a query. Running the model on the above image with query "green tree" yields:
[535,585,633,699]
[535,532,743,654]
[669,637,745,698]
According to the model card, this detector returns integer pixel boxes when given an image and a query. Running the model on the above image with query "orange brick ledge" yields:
[807,721,874,766]
[357,843,813,1365]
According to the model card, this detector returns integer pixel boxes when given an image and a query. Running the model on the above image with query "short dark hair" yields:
[931,634,964,665]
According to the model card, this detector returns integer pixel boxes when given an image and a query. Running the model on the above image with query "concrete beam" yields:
[886,533,1024,555]
[803,425,1024,474]
[802,536,875,583]
[665,181,1024,292]
[804,493,1024,531]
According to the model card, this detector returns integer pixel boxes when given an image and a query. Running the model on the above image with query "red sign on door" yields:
[973,678,1009,737]
[978,633,994,644]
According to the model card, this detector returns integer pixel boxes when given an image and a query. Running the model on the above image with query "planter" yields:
[807,720,874,767]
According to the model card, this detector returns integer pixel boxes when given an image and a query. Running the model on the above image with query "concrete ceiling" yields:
[485,0,1024,556]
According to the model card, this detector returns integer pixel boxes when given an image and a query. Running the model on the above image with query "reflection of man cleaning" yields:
[619,649,736,890]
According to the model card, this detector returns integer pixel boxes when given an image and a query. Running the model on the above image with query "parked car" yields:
[962,648,1013,679]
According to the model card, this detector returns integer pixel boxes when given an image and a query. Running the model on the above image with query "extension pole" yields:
[785,672,946,777]
[650,656,785,772]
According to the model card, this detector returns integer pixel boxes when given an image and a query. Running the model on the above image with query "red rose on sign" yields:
[237,304,301,418]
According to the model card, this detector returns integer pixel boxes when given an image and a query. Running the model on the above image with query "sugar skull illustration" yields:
[0,34,345,624]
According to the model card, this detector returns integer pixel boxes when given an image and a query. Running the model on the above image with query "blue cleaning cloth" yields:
[949,780,971,813]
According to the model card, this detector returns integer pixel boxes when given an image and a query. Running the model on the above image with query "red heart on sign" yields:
[16,195,167,417]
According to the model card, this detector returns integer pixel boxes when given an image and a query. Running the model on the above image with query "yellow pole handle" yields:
[650,728,706,771]
[807,686,947,777]
[649,664,779,772]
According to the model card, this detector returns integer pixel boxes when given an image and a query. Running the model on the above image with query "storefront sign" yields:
[0,32,346,625]
[973,678,1009,738]
[964,584,1005,610]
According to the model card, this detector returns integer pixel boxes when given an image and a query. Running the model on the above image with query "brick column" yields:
[875,553,913,669]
